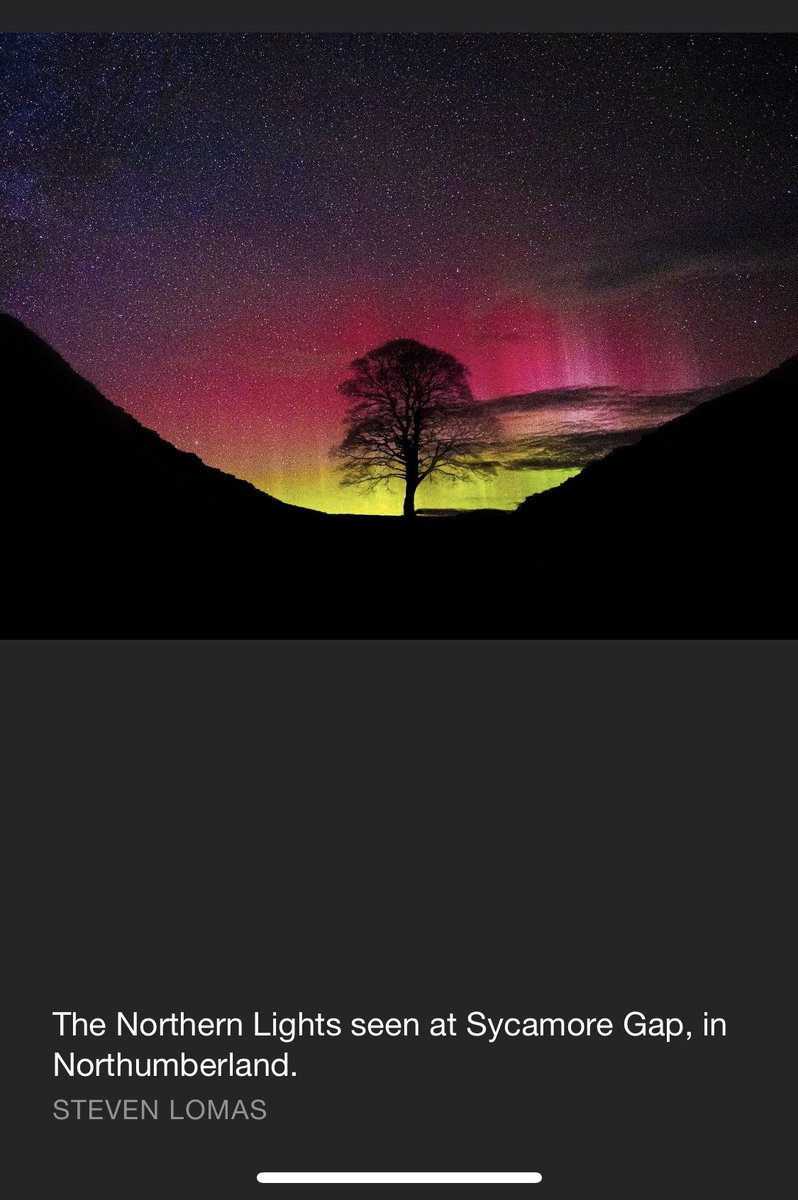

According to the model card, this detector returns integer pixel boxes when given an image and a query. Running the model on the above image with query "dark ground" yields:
[2,313,795,637]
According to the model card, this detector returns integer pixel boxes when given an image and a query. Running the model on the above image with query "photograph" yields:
[2,31,795,634]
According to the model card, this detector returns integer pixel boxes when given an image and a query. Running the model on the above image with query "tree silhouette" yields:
[334,339,499,517]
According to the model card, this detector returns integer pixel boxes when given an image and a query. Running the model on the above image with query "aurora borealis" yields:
[1,33,796,513]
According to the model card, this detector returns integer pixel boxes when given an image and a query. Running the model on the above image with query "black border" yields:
[1,1,797,31]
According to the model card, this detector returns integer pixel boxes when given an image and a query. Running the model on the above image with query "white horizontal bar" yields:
[256,1174,541,1185]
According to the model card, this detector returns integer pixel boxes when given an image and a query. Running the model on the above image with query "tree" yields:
[333,339,499,517]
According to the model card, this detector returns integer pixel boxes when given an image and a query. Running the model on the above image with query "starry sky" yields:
[1,32,796,513]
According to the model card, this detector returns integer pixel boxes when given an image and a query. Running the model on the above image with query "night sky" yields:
[1,33,796,512]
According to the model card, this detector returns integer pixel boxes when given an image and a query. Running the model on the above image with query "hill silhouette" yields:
[2,313,794,635]
[2,313,305,529]
[515,356,798,603]
[2,313,335,629]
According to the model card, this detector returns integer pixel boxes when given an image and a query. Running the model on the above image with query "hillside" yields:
[515,356,797,597]
[1,313,307,532]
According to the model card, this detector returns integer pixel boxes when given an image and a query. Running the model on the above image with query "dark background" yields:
[4,639,794,1198]
[1,0,795,28]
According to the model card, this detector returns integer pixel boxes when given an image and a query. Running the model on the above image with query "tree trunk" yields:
[403,440,419,518]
